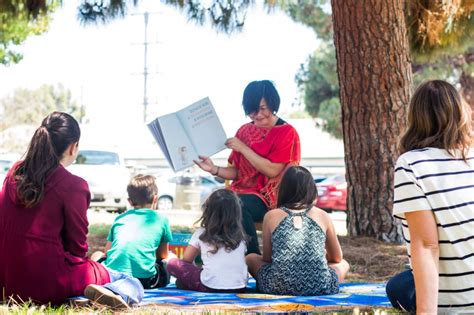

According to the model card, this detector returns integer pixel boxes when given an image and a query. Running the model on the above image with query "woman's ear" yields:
[69,142,79,156]
[60,142,79,167]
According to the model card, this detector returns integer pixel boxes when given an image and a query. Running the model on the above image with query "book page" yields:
[176,97,227,158]
[147,117,171,164]
[148,114,198,172]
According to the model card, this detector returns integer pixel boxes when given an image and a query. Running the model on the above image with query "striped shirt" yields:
[393,147,474,310]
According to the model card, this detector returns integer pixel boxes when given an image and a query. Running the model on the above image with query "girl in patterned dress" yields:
[246,166,349,296]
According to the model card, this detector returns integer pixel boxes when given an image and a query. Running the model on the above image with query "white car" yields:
[68,149,131,212]
[155,173,224,210]
[0,154,19,191]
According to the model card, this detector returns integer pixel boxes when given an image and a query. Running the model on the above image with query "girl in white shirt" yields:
[166,189,248,292]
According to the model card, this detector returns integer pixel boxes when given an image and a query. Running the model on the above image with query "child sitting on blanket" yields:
[91,174,172,289]
[166,189,248,292]
[246,166,350,296]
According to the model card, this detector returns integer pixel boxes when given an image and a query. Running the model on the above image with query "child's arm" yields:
[104,241,112,254]
[182,245,200,264]
[156,242,169,260]
[324,212,343,263]
[262,212,273,263]
[405,210,439,314]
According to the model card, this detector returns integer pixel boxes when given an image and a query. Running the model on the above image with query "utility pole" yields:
[143,12,149,123]
[132,11,160,123]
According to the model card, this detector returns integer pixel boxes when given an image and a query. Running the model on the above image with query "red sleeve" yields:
[267,126,301,164]
[61,177,91,258]
[227,125,245,166]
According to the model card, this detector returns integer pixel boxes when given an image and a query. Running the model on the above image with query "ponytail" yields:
[14,112,80,208]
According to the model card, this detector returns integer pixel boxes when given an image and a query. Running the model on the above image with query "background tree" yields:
[6,0,470,241]
[407,0,474,116]
[290,1,473,139]
[0,83,83,130]
[0,84,84,152]
[0,1,59,65]
[295,43,342,138]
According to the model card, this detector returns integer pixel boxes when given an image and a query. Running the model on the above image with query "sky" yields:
[0,1,324,157]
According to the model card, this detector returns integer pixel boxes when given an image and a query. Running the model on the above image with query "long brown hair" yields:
[277,166,317,210]
[197,189,246,254]
[399,80,473,159]
[14,112,81,208]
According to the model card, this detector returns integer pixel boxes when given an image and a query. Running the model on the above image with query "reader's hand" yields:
[225,137,248,153]
[194,155,215,173]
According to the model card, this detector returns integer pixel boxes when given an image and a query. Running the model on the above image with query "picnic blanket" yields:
[139,279,391,312]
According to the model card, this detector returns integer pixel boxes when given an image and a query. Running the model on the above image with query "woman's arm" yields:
[104,241,112,254]
[405,210,439,314]
[194,156,238,180]
[225,138,285,178]
[62,180,91,258]
[262,211,278,263]
[182,245,200,264]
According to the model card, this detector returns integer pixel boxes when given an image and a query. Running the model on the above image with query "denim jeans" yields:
[103,267,144,305]
[386,270,416,313]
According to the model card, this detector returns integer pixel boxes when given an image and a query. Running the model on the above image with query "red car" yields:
[315,174,347,212]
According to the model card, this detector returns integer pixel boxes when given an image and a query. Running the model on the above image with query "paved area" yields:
[88,209,348,236]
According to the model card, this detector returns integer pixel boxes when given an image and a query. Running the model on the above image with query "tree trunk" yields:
[331,0,412,242]
[459,52,474,122]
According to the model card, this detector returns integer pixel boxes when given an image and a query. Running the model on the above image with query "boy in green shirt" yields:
[92,174,172,289]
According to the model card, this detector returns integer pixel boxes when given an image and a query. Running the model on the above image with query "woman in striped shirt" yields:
[386,80,473,313]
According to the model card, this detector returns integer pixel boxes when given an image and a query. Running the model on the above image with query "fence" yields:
[124,157,345,175]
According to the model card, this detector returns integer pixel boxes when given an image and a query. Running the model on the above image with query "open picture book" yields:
[147,97,227,172]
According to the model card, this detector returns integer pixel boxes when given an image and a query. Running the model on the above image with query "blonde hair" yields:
[399,80,473,159]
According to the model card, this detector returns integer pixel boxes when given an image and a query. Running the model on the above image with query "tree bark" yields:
[459,52,474,122]
[331,0,412,242]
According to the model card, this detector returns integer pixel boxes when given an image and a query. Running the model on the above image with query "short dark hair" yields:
[242,80,280,115]
[277,166,318,210]
[127,174,158,207]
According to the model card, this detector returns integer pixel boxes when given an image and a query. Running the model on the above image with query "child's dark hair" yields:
[277,166,318,210]
[14,112,80,208]
[127,174,158,207]
[198,189,246,254]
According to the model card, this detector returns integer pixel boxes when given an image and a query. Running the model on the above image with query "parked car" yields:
[313,174,328,184]
[155,173,224,210]
[315,174,347,212]
[68,149,131,212]
[0,154,18,191]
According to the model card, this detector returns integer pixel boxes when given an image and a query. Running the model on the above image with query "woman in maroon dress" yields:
[195,80,301,254]
[0,112,142,308]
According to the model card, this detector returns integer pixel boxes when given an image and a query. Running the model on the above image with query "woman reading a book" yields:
[195,80,301,255]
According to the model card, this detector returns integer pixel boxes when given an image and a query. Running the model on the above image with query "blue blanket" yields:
[140,279,391,311]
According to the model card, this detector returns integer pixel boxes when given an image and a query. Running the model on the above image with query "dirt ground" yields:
[87,224,408,283]
[339,236,408,282]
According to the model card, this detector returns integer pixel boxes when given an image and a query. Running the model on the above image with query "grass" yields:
[2,223,406,314]
[0,303,399,314]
